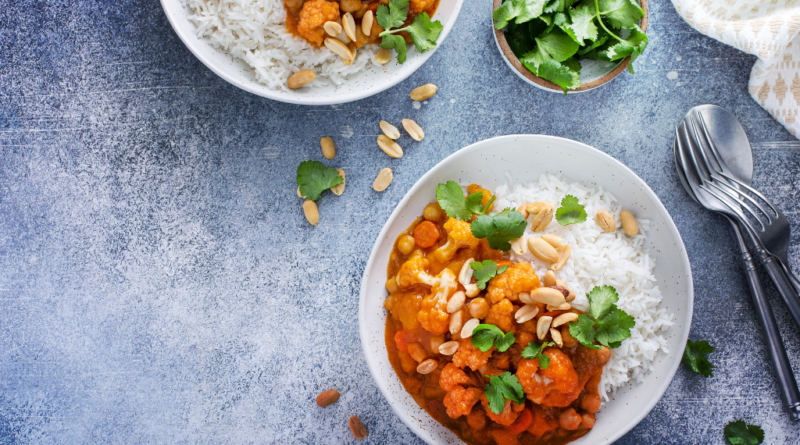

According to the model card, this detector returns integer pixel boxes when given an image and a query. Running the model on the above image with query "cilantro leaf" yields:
[602,25,648,73]
[403,13,443,52]
[472,324,516,352]
[484,372,525,414]
[587,285,618,319]
[569,285,634,349]
[380,34,408,63]
[595,308,635,348]
[470,260,509,290]
[538,59,580,92]
[376,0,408,30]
[493,0,548,29]
[724,420,764,445]
[565,5,598,45]
[535,29,579,62]
[521,341,555,368]
[471,208,528,251]
[435,181,485,220]
[597,0,644,30]
[682,339,715,378]
[297,160,344,201]
[569,314,601,350]
[555,195,587,225]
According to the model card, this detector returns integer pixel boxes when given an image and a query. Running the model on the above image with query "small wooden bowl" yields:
[492,0,649,93]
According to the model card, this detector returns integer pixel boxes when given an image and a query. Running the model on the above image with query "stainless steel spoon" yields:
[675,104,800,420]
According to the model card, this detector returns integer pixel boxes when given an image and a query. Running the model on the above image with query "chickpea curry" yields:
[384,184,613,445]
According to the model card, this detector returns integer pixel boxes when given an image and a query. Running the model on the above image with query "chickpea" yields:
[597,345,611,365]
[397,234,416,256]
[407,342,428,362]
[340,0,361,12]
[581,393,601,414]
[580,413,595,429]
[561,325,578,348]
[423,202,443,222]
[469,298,490,319]
[558,408,582,431]
[386,276,398,293]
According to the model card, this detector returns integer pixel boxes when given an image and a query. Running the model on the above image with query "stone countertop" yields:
[1,0,799,443]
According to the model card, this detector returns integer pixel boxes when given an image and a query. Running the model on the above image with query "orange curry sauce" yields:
[284,0,439,47]
[384,185,611,445]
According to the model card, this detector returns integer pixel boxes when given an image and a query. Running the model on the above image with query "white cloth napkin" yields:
[671,0,800,137]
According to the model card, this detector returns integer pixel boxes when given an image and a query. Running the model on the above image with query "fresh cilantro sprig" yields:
[724,420,764,445]
[555,195,587,225]
[377,0,443,63]
[471,208,528,251]
[493,0,647,92]
[470,260,509,290]
[472,324,516,352]
[521,341,554,369]
[436,181,487,220]
[682,339,715,378]
[568,285,635,350]
[484,372,525,414]
[297,160,344,201]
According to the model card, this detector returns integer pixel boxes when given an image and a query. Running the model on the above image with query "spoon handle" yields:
[730,218,800,420]
[781,261,800,294]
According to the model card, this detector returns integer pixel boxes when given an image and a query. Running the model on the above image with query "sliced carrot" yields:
[507,407,533,433]
[495,260,514,270]
[413,221,440,249]
[394,330,408,353]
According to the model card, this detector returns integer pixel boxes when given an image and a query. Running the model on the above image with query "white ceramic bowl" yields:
[359,135,693,444]
[159,0,463,105]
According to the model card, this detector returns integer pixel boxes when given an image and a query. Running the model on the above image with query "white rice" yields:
[184,0,379,90]
[493,174,674,400]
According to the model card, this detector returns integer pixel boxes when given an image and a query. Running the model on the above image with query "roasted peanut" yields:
[331,169,346,196]
[320,136,336,159]
[552,245,571,271]
[303,199,319,226]
[402,119,425,141]
[377,135,403,158]
[543,270,556,287]
[528,237,559,263]
[349,416,368,440]
[541,234,563,248]
[596,210,616,232]
[287,69,316,89]
[316,389,341,407]
[342,12,357,41]
[531,206,554,232]
[410,83,437,101]
[324,38,353,62]
[323,21,342,37]
[620,210,639,236]
[375,48,391,64]
[361,10,374,36]
[373,168,393,191]
[380,120,400,139]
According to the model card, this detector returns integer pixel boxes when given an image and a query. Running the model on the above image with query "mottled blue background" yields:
[1,0,799,443]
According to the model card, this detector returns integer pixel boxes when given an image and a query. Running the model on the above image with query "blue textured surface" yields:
[1,0,800,443]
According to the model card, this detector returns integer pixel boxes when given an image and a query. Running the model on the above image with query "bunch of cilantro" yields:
[377,0,443,63]
[493,0,647,92]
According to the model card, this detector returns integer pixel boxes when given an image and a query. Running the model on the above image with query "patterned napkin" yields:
[671,0,800,137]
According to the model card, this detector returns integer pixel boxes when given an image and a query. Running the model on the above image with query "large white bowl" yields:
[359,135,693,444]
[159,0,463,105]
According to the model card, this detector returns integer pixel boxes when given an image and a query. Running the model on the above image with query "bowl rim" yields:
[491,0,649,93]
[159,0,464,105]
[358,134,693,445]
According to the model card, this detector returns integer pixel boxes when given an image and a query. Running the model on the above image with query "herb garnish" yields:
[493,0,647,92]
[471,208,528,251]
[682,339,715,378]
[724,420,764,445]
[377,0,443,63]
[555,195,587,225]
[484,372,526,414]
[521,341,555,369]
[436,181,487,221]
[568,285,635,349]
[297,160,344,201]
[470,260,509,290]
[471,324,516,352]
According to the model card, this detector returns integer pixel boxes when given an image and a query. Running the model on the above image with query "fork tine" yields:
[716,171,780,217]
[707,181,767,230]
[677,123,709,192]
[687,115,718,179]
[696,113,726,174]
[682,118,713,182]
[700,184,766,231]
[711,177,774,222]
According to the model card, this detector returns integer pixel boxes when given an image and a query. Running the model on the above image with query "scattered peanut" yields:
[596,210,616,232]
[361,10,374,36]
[460,318,480,338]
[417,359,438,374]
[287,69,316,89]
[375,48,391,64]
[552,245,571,271]
[324,38,353,63]
[510,234,528,255]
[342,12,357,41]
[526,201,553,216]
[410,83,438,101]
[380,120,401,139]
[547,302,572,311]
[402,119,425,141]
[543,270,556,287]
[320,136,336,159]
[297,186,304,199]
[303,199,319,226]
[316,389,341,407]
[323,21,342,37]
[620,210,639,236]
[439,340,460,355]
[551,328,563,348]
[530,205,555,232]
[344,42,357,66]
[528,237,559,263]
[449,311,463,335]
[447,291,466,313]
[521,287,566,306]
[349,415,368,440]
[550,286,570,299]
[377,135,403,158]
[331,169,346,196]
[372,168,393,191]
[552,312,579,327]
[537,316,553,340]
[541,234,563,248]
[515,304,539,323]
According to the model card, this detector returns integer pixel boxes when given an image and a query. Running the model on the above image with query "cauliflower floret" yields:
[297,0,340,44]
[452,338,493,371]
[409,0,436,14]
[396,252,438,288]
[480,395,522,426]
[485,262,541,305]
[467,184,494,213]
[417,268,457,335]
[527,406,559,437]
[485,299,515,332]
[386,289,424,330]
[443,386,483,419]
[542,348,578,395]
[439,363,469,392]
[516,349,580,407]
[516,358,547,404]
[433,218,481,263]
